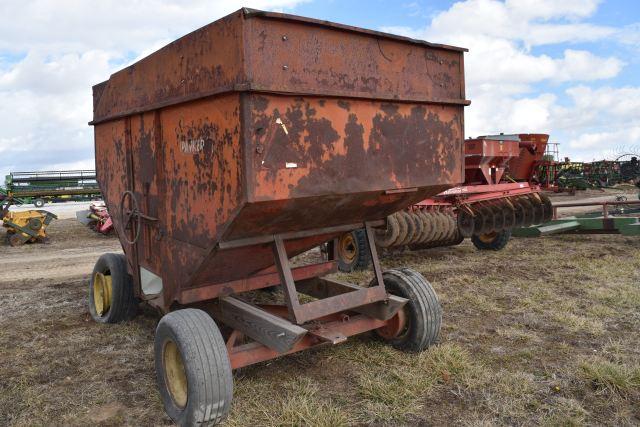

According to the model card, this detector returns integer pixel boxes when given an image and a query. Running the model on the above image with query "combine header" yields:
[3,169,100,207]
[88,8,469,425]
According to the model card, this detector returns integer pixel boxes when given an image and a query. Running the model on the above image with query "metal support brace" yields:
[364,221,385,288]
[272,221,389,325]
[272,235,302,323]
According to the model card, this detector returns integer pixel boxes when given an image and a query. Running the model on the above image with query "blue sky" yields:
[0,0,638,178]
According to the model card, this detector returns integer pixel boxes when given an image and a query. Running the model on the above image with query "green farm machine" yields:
[533,153,640,192]
[513,199,640,238]
[1,170,101,207]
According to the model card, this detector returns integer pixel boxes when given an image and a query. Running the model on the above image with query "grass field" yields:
[0,219,638,426]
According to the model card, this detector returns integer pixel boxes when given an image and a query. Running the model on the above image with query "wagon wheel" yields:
[120,190,142,245]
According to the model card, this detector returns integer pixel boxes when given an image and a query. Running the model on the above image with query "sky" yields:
[0,0,638,179]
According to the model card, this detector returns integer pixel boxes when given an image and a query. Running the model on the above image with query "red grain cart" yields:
[89,8,468,425]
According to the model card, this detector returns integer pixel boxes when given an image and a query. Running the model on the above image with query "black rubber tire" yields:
[33,198,45,208]
[336,229,371,272]
[88,253,137,323]
[471,229,512,251]
[372,268,441,352]
[478,205,495,234]
[155,309,233,426]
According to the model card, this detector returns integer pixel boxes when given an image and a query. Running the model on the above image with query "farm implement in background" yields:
[3,169,101,207]
[76,203,113,235]
[1,197,57,246]
[529,150,640,192]
[332,134,552,272]
[512,199,640,237]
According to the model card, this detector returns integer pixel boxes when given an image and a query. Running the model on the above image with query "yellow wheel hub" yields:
[163,340,188,408]
[93,272,113,316]
[338,233,357,263]
[478,232,497,244]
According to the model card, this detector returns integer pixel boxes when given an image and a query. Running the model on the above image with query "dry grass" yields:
[0,221,639,425]
[580,358,640,395]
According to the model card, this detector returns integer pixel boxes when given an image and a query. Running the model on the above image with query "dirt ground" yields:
[0,212,639,426]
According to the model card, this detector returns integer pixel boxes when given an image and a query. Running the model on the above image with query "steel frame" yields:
[189,221,406,369]
[416,182,540,207]
[225,312,387,369]
[275,221,386,324]
[551,200,640,220]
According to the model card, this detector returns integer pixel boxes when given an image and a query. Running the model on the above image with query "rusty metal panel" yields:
[129,111,163,273]
[248,94,463,200]
[245,13,467,103]
[158,94,244,247]
[155,94,244,303]
[189,231,340,289]
[90,9,469,124]
[94,119,130,244]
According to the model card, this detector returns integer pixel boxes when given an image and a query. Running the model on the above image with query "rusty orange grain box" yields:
[89,9,470,423]
[90,8,469,312]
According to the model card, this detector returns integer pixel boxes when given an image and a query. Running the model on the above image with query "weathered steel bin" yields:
[89,8,468,425]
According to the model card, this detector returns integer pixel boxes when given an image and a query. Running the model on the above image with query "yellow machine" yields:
[2,209,57,246]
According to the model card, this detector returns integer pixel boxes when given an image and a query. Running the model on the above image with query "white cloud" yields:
[421,0,614,48]
[551,86,640,160]
[465,92,557,138]
[0,0,307,54]
[567,127,640,161]
[617,23,640,49]
[0,0,308,178]
[0,50,112,94]
[554,85,640,131]
[505,0,601,20]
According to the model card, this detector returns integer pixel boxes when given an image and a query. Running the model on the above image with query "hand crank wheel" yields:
[120,190,142,245]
